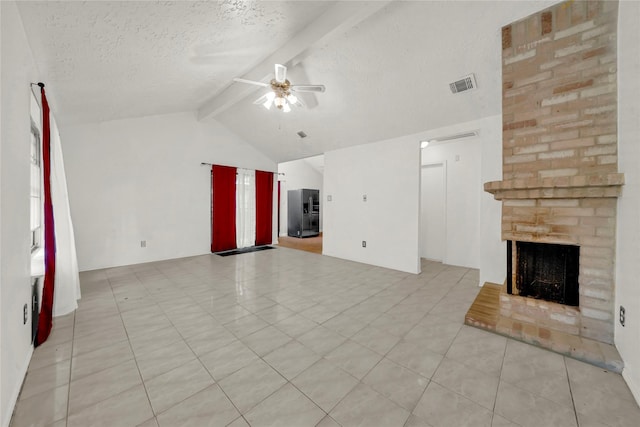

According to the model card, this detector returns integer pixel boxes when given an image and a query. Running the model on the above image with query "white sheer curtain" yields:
[29,91,81,317]
[49,111,81,316]
[236,169,256,248]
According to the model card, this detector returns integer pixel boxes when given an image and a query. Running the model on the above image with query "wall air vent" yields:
[449,74,478,94]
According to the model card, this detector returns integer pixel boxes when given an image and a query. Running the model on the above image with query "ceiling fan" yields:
[234,64,325,112]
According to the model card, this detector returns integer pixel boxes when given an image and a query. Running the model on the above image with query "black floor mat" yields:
[215,245,276,257]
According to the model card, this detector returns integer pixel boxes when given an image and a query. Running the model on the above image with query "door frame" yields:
[420,161,447,262]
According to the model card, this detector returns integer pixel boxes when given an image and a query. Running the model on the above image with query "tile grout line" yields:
[418,270,474,412]
[64,310,76,427]
[112,272,160,425]
[136,269,228,420]
[490,329,511,426]
[564,356,581,427]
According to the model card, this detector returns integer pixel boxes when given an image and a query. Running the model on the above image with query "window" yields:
[235,169,256,248]
[30,119,42,251]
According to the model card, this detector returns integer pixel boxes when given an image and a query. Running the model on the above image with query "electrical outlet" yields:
[140,240,146,248]
[327,195,332,202]
[363,194,367,202]
[620,306,626,327]
[23,304,28,325]
[362,240,367,248]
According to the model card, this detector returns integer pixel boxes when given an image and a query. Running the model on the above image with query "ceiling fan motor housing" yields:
[271,79,292,109]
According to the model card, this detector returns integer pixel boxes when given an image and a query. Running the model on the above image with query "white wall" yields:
[479,116,505,285]
[323,138,421,274]
[419,115,503,279]
[62,112,276,271]
[616,0,640,405]
[0,2,38,425]
[0,0,3,421]
[278,156,324,236]
[0,0,3,418]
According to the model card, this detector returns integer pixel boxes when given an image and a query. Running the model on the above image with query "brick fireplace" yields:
[484,0,623,345]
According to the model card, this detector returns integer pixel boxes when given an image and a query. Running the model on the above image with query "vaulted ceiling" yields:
[17,0,559,163]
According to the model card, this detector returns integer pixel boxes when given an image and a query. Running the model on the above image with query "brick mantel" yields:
[485,172,624,200]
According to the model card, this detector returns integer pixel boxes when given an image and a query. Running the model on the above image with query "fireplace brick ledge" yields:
[484,173,624,200]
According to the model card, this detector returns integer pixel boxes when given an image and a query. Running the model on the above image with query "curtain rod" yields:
[200,163,284,176]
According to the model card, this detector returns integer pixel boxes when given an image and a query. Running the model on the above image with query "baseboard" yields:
[622,367,640,406]
[2,345,34,427]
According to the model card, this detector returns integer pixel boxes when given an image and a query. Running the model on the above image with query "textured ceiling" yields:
[17,0,334,124]
[17,0,560,163]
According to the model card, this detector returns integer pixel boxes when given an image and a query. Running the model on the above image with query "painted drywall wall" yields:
[323,139,421,274]
[615,0,640,405]
[278,156,324,237]
[0,1,3,422]
[0,0,3,419]
[479,116,504,285]
[61,112,276,271]
[419,115,503,282]
[0,2,38,426]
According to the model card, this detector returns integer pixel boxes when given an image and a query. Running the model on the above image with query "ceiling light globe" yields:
[274,96,286,108]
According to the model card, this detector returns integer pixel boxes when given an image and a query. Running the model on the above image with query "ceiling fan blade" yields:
[254,92,275,109]
[274,64,287,83]
[291,84,326,93]
[287,94,305,108]
[253,94,270,105]
[234,78,270,88]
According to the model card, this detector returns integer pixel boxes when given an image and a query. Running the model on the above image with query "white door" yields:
[421,163,446,261]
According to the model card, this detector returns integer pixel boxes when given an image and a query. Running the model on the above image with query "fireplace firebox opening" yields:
[507,241,579,306]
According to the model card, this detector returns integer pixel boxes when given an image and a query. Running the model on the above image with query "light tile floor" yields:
[11,248,640,427]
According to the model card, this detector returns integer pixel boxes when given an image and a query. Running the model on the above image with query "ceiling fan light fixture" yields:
[236,64,324,113]
[262,92,275,110]
[274,96,286,108]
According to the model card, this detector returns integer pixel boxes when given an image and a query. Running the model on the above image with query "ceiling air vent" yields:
[449,74,477,94]
[297,131,308,139]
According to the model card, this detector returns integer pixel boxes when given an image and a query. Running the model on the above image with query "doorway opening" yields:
[420,162,446,262]
[277,154,324,255]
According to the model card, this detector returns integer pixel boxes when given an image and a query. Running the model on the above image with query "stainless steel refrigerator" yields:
[287,189,320,238]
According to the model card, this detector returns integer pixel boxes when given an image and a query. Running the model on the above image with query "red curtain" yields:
[211,165,237,252]
[35,87,56,347]
[255,171,274,246]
